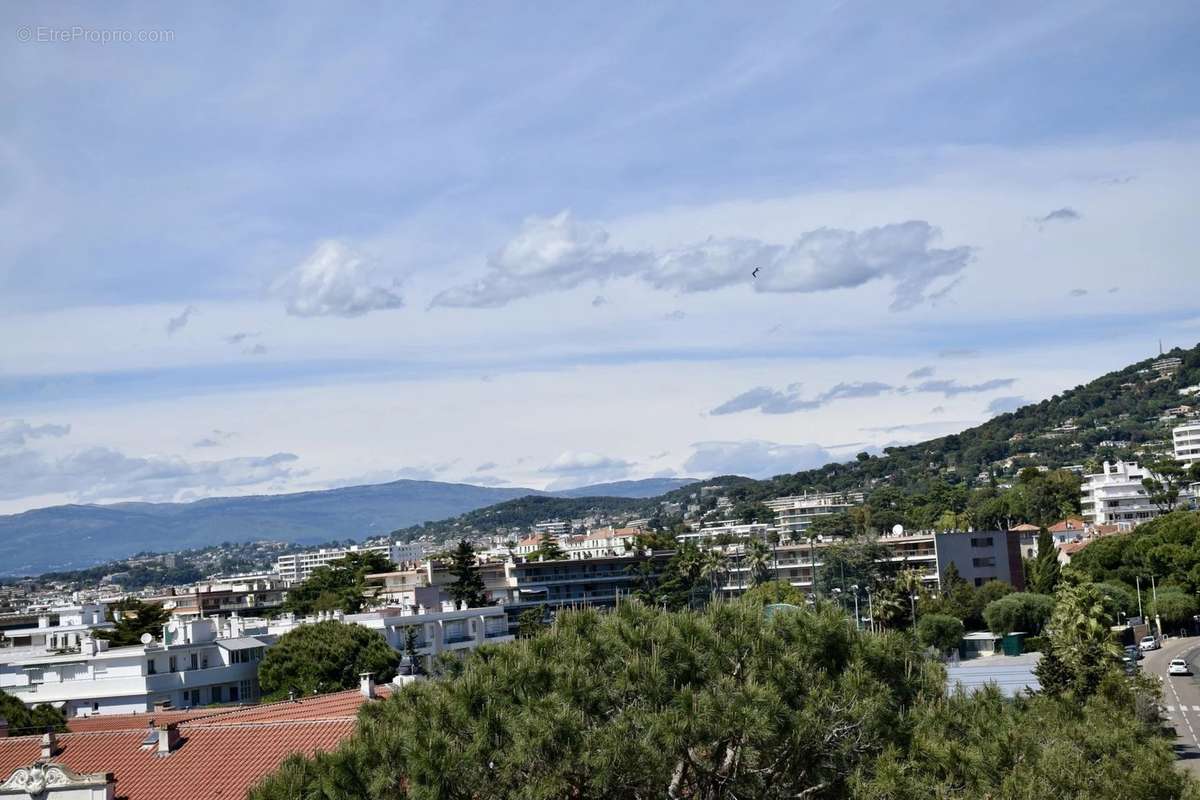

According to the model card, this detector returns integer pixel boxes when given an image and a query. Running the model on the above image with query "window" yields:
[970,536,994,548]
[147,659,157,675]
[190,653,199,671]
[189,689,200,706]
[212,685,222,703]
[229,685,239,703]
[169,655,177,673]
[972,557,996,568]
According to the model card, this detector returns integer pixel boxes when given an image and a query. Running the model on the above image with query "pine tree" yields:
[533,532,565,561]
[1033,527,1061,595]
[446,539,489,608]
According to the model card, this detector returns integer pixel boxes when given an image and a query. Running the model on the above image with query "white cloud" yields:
[539,450,633,489]
[193,429,237,448]
[914,377,1015,396]
[986,395,1028,415]
[0,420,70,450]
[274,240,404,317]
[0,446,301,503]
[165,305,197,336]
[1037,207,1080,225]
[683,440,837,479]
[432,212,972,311]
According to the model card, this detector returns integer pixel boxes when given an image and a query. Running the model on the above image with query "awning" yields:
[215,637,267,651]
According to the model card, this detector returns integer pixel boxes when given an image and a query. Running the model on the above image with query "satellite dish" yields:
[892,524,904,536]
[139,632,154,645]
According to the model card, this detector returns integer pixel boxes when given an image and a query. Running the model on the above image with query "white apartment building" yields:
[678,521,775,544]
[269,606,513,675]
[275,541,422,583]
[0,604,113,654]
[1174,421,1200,468]
[0,617,267,718]
[765,491,864,537]
[1080,460,1164,527]
[562,527,639,560]
[533,520,571,537]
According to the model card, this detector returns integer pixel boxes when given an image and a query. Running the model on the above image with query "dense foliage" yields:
[257,620,399,701]
[982,592,1055,636]
[0,688,66,736]
[249,598,1191,800]
[1071,511,1200,594]
[92,598,170,646]
[283,551,396,615]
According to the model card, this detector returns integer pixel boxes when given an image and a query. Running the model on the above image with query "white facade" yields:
[268,606,513,674]
[275,541,422,583]
[0,604,113,655]
[0,618,266,718]
[765,492,864,536]
[1174,421,1200,467]
[1081,460,1163,526]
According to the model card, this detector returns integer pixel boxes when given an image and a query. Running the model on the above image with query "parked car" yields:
[1122,655,1140,675]
[1125,644,1144,661]
[1140,635,1161,652]
[1170,658,1192,676]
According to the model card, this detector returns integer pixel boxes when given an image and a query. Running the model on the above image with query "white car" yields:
[1170,658,1192,676]
[1140,635,1160,652]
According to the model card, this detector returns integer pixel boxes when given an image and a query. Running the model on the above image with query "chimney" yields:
[360,672,376,699]
[156,723,180,756]
[41,730,57,759]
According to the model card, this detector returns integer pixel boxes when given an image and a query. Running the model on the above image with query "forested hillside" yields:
[403,343,1200,541]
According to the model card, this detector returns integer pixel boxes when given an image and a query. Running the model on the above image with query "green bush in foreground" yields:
[250,600,1194,800]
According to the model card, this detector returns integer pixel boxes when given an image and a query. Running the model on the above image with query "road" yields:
[1143,635,1200,776]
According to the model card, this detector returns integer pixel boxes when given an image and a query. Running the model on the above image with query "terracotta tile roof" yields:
[0,688,382,800]
[192,687,389,726]
[1060,540,1092,556]
[67,708,228,732]
[0,722,354,800]
[1009,523,1040,532]
[1048,516,1086,533]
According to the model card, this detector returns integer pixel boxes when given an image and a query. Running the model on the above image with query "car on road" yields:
[1169,658,1192,676]
[1124,644,1144,661]
[1140,635,1161,652]
[1122,655,1140,675]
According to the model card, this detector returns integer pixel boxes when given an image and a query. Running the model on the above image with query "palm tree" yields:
[745,539,772,586]
[699,548,727,601]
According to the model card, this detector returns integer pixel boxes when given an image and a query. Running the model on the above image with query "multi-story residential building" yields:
[1174,421,1200,468]
[712,530,1023,595]
[366,560,513,607]
[533,519,571,537]
[145,575,287,620]
[264,602,512,675]
[561,527,639,559]
[0,603,114,655]
[502,552,673,626]
[678,521,774,544]
[275,541,422,583]
[1081,460,1171,527]
[0,617,268,718]
[764,491,864,537]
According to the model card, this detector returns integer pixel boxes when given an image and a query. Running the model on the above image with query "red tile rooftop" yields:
[0,688,383,800]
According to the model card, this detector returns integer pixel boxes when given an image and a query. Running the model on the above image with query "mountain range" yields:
[0,477,696,576]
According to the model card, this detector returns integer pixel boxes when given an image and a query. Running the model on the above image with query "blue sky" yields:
[2,2,1199,512]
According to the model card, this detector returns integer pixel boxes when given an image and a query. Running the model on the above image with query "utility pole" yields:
[1136,576,1144,621]
[1152,574,1163,640]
